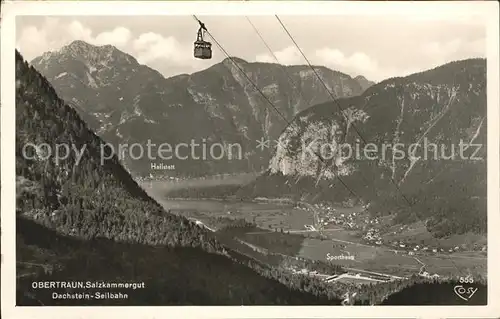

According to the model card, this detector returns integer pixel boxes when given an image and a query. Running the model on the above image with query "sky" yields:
[16,15,486,82]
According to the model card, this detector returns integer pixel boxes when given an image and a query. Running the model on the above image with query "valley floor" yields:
[140,175,487,283]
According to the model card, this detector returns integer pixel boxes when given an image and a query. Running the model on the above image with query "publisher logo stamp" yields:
[453,276,478,302]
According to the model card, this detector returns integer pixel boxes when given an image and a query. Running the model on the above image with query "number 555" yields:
[459,276,474,284]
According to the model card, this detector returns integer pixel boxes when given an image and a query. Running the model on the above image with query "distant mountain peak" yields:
[62,40,115,53]
[59,40,109,58]
[354,75,375,91]
[222,56,248,65]
[66,39,97,49]
[32,39,139,73]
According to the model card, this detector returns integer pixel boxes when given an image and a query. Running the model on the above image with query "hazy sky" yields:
[16,15,486,82]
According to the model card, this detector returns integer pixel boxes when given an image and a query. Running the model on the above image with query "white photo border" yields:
[1,1,499,319]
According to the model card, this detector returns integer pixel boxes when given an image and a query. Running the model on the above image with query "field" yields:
[384,221,488,249]
[298,230,486,277]
[298,237,422,276]
[140,176,487,280]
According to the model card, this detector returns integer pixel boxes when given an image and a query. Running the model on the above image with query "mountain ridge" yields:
[31,40,373,177]
[237,57,487,238]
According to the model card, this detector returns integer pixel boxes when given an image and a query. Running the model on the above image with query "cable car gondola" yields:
[194,20,212,60]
